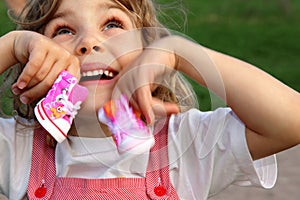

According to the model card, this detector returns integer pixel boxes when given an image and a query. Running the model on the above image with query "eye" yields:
[57,106,63,112]
[103,19,123,31]
[52,25,75,38]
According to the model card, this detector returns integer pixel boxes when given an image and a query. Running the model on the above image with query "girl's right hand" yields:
[0,30,80,104]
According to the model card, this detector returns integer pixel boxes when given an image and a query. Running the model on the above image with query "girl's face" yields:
[44,0,143,114]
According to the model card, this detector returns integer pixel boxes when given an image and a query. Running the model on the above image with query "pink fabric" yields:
[27,118,179,199]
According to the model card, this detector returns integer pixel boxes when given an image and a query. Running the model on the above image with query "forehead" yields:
[52,0,136,26]
[57,0,125,13]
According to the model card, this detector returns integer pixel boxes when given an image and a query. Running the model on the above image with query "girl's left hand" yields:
[114,38,180,124]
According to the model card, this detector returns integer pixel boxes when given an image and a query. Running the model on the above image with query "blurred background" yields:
[1,0,300,199]
[162,1,300,199]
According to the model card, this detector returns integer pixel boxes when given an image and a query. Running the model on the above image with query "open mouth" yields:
[80,69,118,82]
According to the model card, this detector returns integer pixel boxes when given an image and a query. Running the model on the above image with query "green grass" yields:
[159,0,300,110]
[0,1,14,116]
[0,1,14,35]
[1,0,300,112]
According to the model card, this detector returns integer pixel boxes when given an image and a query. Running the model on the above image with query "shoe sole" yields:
[34,99,67,143]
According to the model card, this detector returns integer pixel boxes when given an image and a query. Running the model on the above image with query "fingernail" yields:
[146,109,155,125]
[20,95,29,104]
[12,87,21,95]
[18,81,27,89]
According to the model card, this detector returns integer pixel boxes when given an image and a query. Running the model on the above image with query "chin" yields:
[79,93,109,114]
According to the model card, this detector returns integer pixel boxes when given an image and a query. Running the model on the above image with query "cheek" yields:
[51,37,75,54]
[106,30,143,60]
[117,49,143,69]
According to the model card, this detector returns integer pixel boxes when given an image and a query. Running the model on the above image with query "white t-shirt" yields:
[0,108,277,200]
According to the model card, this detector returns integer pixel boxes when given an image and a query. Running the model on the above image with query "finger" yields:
[152,98,180,117]
[19,66,67,104]
[21,56,81,105]
[135,86,155,125]
[127,93,140,112]
[26,55,79,93]
[49,51,80,81]
[11,83,22,95]
[19,73,58,104]
[16,48,47,89]
[25,55,55,88]
[19,83,46,105]
[65,56,81,81]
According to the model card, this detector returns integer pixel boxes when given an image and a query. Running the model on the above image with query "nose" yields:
[75,31,103,55]
[79,45,101,55]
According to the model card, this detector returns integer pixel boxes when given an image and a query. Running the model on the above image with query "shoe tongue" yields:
[69,84,89,104]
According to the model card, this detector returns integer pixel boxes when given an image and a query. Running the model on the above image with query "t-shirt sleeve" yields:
[168,108,277,199]
[0,119,13,197]
[0,118,33,200]
[208,109,277,195]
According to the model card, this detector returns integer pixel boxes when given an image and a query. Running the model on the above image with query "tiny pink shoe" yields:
[98,95,154,154]
[34,70,88,143]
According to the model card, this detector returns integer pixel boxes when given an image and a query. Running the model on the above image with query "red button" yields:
[154,185,167,196]
[35,185,47,198]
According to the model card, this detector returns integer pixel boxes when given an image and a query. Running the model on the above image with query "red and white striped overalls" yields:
[27,119,179,199]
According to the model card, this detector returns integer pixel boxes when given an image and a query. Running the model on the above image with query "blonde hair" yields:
[1,0,197,121]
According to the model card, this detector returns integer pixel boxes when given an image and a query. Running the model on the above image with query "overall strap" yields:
[27,128,56,199]
[27,119,179,199]
[146,117,179,199]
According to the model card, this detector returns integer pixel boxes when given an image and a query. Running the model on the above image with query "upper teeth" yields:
[81,69,114,78]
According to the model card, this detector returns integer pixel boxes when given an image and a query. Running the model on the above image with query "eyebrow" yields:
[44,1,131,33]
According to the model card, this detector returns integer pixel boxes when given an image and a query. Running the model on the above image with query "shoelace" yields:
[58,91,82,119]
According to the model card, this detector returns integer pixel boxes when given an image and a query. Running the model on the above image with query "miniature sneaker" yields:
[34,70,88,143]
[98,95,154,154]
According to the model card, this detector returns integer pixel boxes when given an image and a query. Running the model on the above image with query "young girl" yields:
[0,0,300,199]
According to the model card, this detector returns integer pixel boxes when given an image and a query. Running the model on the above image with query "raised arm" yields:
[173,36,300,160]
[123,34,300,160]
